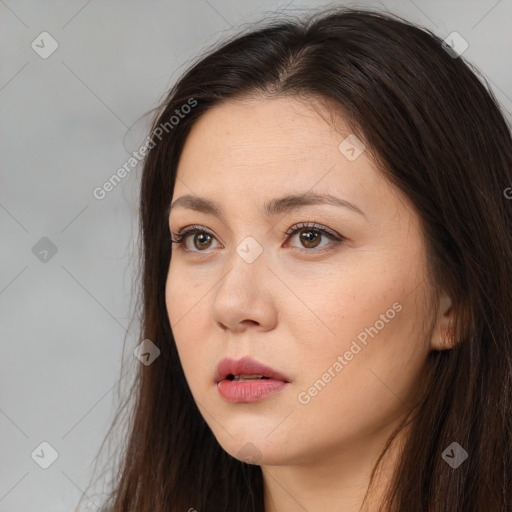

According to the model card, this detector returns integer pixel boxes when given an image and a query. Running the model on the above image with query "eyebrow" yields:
[168,191,366,220]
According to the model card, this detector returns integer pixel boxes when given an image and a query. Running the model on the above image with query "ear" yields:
[430,291,457,351]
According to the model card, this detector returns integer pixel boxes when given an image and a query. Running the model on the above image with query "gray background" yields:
[1,0,511,511]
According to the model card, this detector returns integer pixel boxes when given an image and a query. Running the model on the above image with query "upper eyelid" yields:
[171,222,338,237]
[285,222,340,239]
[171,224,216,239]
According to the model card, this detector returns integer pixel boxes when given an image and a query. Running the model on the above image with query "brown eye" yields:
[193,232,213,250]
[299,229,322,249]
[171,226,221,252]
[286,222,343,251]
[171,222,343,254]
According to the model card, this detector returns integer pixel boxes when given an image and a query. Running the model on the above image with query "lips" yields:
[214,357,290,403]
[214,356,290,384]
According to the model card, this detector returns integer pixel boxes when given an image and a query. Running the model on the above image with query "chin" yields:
[212,428,296,466]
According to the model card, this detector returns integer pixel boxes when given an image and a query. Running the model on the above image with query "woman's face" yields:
[166,96,446,466]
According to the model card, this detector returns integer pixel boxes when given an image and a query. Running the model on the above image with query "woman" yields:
[94,6,512,512]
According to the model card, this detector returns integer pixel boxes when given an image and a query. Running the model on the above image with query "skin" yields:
[165,96,454,511]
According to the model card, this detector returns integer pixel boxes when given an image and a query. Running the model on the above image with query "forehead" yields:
[174,96,385,203]
[180,96,349,164]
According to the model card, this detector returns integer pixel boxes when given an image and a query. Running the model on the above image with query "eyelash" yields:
[170,222,344,254]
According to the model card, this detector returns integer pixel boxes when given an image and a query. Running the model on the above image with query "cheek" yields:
[165,259,214,327]
[282,258,391,347]
[166,267,193,328]
[165,266,212,385]
[291,302,424,448]
[289,258,429,406]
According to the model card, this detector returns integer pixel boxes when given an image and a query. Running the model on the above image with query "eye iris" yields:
[300,230,320,248]
[194,232,212,250]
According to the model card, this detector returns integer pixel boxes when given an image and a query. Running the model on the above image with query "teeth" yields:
[233,374,267,381]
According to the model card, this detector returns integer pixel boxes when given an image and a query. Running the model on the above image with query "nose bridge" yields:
[223,233,268,294]
[235,233,266,266]
[210,234,275,330]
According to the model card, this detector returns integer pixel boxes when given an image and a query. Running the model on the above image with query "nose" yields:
[210,244,277,333]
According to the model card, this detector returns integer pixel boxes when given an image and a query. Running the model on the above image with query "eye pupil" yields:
[195,232,212,250]
[300,230,320,248]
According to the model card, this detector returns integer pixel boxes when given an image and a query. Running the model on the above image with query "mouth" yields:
[225,374,270,381]
[215,357,290,403]
[214,356,290,383]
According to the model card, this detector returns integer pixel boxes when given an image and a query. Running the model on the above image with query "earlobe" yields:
[430,292,457,351]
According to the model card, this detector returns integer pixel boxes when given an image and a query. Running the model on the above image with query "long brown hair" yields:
[85,6,512,511]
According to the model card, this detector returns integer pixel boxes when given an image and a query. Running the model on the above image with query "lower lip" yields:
[217,379,289,403]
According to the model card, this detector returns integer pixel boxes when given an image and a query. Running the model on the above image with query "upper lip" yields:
[214,356,290,383]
